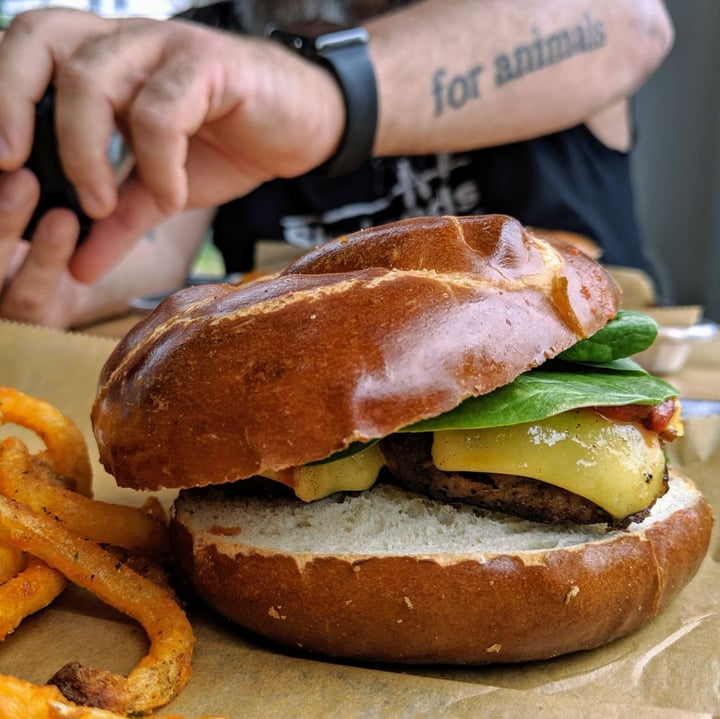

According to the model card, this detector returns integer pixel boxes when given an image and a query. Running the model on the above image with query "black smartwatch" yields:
[268,24,378,177]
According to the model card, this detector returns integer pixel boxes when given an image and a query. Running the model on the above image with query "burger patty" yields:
[380,433,617,526]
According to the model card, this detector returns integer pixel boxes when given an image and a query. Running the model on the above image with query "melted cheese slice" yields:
[289,444,386,502]
[264,409,666,518]
[432,408,666,519]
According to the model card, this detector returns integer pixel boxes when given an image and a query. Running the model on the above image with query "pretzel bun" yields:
[169,470,712,664]
[92,215,620,491]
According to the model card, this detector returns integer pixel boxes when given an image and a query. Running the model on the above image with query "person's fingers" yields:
[68,175,168,283]
[0,8,114,170]
[0,169,39,276]
[56,20,237,219]
[122,53,206,215]
[0,208,79,324]
[52,18,169,218]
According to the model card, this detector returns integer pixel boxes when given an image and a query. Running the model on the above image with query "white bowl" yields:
[634,322,718,375]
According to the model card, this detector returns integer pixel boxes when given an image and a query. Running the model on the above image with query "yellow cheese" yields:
[291,444,386,502]
[432,408,666,519]
[263,409,666,518]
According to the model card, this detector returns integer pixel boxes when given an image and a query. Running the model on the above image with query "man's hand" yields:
[0,9,345,281]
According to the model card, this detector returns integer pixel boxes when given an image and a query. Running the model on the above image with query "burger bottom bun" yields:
[169,470,712,665]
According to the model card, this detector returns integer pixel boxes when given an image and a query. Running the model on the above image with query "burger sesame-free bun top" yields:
[92,215,620,491]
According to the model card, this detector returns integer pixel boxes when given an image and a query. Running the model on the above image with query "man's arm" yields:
[368,0,674,154]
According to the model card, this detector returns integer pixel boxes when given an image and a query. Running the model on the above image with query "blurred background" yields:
[1,0,718,320]
[632,0,720,322]
[1,0,184,19]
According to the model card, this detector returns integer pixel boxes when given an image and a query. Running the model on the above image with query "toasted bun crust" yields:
[92,215,620,490]
[525,227,603,259]
[169,470,712,664]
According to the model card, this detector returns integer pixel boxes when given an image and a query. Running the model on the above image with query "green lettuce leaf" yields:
[557,309,658,362]
[406,362,678,432]
[317,311,676,462]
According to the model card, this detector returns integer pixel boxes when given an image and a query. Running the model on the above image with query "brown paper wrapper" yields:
[0,319,717,718]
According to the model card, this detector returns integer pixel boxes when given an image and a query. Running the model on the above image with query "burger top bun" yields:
[92,215,621,491]
[169,470,712,664]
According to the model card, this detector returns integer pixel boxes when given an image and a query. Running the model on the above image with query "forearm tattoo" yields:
[431,11,606,116]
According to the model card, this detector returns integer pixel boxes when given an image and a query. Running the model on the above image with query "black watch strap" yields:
[269,26,378,177]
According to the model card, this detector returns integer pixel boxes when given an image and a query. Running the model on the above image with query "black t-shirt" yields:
[213,123,652,276]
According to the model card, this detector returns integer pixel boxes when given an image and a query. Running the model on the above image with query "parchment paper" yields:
[0,319,717,718]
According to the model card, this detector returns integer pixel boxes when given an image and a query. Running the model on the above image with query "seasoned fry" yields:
[0,674,227,719]
[0,542,24,585]
[0,438,169,558]
[0,556,66,641]
[0,494,194,715]
[0,388,208,715]
[0,388,92,497]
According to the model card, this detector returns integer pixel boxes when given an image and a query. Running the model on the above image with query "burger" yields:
[91,215,712,664]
